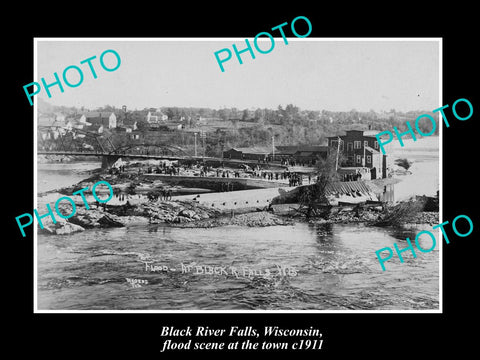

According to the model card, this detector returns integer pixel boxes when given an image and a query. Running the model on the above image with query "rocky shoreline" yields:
[36,169,438,235]
[37,197,223,235]
[37,194,438,235]
[174,211,295,228]
[305,209,439,227]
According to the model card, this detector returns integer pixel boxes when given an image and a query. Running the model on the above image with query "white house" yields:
[80,112,117,129]
[54,113,66,123]
[146,111,168,123]
[65,118,86,131]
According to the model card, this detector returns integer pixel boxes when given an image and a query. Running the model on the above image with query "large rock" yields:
[55,222,85,235]
[68,209,104,228]
[178,209,196,218]
[173,215,192,223]
[98,214,124,228]
[38,225,56,235]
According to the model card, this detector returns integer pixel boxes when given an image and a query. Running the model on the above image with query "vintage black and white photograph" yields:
[34,38,440,311]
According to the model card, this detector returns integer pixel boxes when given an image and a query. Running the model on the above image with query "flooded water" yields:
[36,162,440,311]
[37,161,101,193]
[386,136,440,201]
[37,222,439,310]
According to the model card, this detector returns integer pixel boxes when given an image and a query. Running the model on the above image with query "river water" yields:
[386,136,440,201]
[37,160,440,311]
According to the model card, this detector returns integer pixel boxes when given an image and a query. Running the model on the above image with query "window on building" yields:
[367,155,371,163]
[354,141,361,149]
[374,141,379,149]
[347,142,353,151]
[339,140,344,151]
[364,140,369,148]
[356,155,361,163]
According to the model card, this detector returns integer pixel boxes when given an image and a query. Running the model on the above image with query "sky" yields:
[35,38,440,112]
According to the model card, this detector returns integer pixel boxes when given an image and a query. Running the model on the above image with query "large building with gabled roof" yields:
[327,129,387,179]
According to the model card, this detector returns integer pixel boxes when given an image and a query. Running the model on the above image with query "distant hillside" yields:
[36,100,438,152]
[37,98,88,116]
[37,98,55,113]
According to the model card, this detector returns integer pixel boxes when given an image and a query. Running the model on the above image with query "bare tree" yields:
[296,150,344,219]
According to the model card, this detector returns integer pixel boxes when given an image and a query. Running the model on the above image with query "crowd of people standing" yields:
[342,172,362,181]
[280,157,316,167]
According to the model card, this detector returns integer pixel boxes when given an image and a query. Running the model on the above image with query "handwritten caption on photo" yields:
[160,325,323,352]
[124,263,297,289]
[143,261,298,278]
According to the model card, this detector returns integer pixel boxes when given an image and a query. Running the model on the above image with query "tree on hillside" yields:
[136,119,149,131]
[218,108,228,121]
[242,109,249,121]
[306,110,319,121]
[254,108,264,123]
[96,105,116,113]
[165,108,175,120]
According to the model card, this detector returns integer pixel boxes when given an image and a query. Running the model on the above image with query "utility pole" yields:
[335,136,341,171]
[122,105,127,128]
[272,135,275,161]
[201,131,206,160]
[363,140,366,167]
[194,132,197,157]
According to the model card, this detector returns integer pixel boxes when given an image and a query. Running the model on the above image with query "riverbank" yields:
[37,169,438,235]
[306,208,439,227]
[37,193,224,235]
[174,210,295,228]
[36,150,439,235]
[37,190,438,235]
[291,194,439,227]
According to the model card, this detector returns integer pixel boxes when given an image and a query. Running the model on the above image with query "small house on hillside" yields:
[89,124,104,134]
[115,121,137,133]
[64,115,86,130]
[146,110,168,123]
[38,114,56,126]
[38,113,67,127]
[80,112,117,129]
